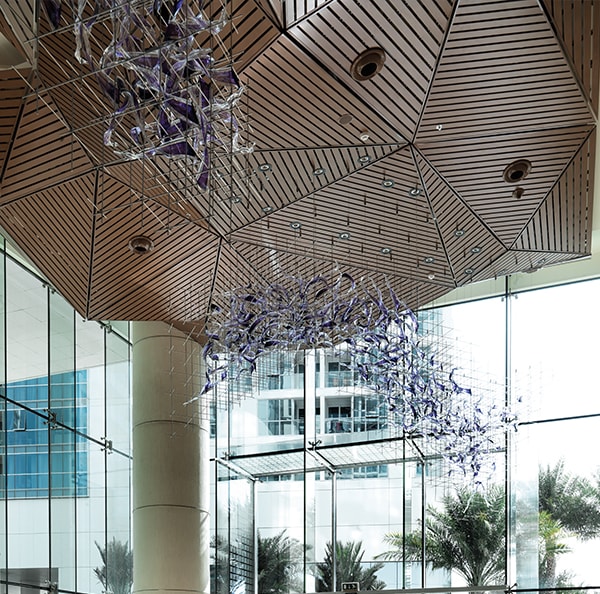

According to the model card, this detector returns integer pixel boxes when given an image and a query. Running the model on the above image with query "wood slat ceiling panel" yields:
[241,35,400,149]
[0,0,35,64]
[416,154,505,282]
[285,0,331,25]
[36,32,117,165]
[103,162,212,230]
[0,174,96,313]
[89,193,220,320]
[289,0,454,141]
[418,126,592,245]
[253,0,283,28]
[469,250,584,284]
[0,70,29,171]
[228,240,448,311]
[515,131,595,254]
[0,93,93,203]
[204,0,281,71]
[232,149,459,284]
[418,0,593,142]
[543,0,600,116]
[206,144,403,235]
[210,240,269,306]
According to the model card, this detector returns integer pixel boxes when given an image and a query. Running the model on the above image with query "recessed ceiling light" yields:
[258,163,271,172]
[464,268,474,275]
[408,187,421,197]
[358,155,371,164]
[454,229,466,237]
[382,179,394,188]
[424,256,435,264]
[290,221,301,230]
[262,206,273,213]
[313,167,326,176]
[427,273,436,280]
[128,235,154,254]
[380,247,391,255]
[338,232,351,240]
[436,124,443,131]
[503,159,532,184]
[471,246,482,254]
[350,47,386,81]
[231,196,241,204]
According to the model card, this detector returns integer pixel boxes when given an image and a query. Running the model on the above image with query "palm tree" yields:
[94,538,133,594]
[537,461,600,587]
[258,530,304,593]
[539,461,600,539]
[538,510,570,588]
[378,486,505,587]
[315,540,385,591]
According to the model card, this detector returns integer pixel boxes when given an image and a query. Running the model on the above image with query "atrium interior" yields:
[0,2,600,594]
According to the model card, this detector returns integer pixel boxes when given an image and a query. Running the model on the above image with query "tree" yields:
[94,538,133,594]
[538,511,570,588]
[537,461,600,587]
[315,540,385,591]
[258,530,304,593]
[539,461,600,539]
[378,486,505,587]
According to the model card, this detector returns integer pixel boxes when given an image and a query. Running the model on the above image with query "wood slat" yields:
[0,91,93,202]
[543,0,600,116]
[418,0,594,141]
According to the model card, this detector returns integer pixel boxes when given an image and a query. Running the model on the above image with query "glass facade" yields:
[2,230,600,594]
[212,279,600,594]
[0,241,131,594]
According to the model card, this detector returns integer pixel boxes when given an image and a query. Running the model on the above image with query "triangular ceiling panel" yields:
[417,126,593,246]
[241,34,402,149]
[88,184,221,321]
[288,0,454,141]
[418,0,593,142]
[541,0,600,117]
[415,152,506,284]
[513,130,595,254]
[0,174,96,314]
[0,87,94,203]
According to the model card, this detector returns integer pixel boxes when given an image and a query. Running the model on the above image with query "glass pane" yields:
[50,291,76,591]
[5,258,50,585]
[514,416,600,588]
[76,314,107,594]
[512,281,600,420]
[106,329,132,594]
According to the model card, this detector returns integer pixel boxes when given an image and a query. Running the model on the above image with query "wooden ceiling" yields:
[0,0,598,333]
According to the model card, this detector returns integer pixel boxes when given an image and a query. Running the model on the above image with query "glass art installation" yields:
[43,0,251,188]
[199,272,518,480]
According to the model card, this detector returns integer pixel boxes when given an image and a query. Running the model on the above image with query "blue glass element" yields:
[2,370,88,498]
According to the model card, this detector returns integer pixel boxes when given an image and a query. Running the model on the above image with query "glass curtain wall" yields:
[212,277,600,594]
[0,239,132,594]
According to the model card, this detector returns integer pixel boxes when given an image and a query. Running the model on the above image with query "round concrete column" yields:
[132,322,210,594]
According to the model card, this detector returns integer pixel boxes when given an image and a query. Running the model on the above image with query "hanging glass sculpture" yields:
[197,271,518,481]
[43,0,251,188]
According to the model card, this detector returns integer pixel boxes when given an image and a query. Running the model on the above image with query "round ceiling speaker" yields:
[503,159,532,184]
[350,47,386,81]
[128,235,154,254]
